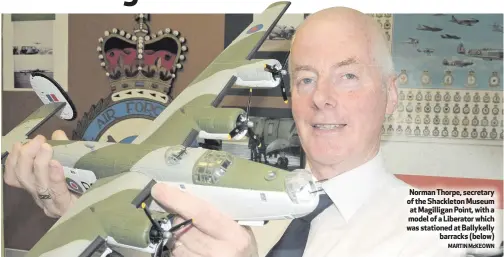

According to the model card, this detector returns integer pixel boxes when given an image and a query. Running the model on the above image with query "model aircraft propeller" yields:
[264,63,288,103]
[141,202,193,257]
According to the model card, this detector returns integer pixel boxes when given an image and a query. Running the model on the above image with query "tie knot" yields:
[300,194,332,222]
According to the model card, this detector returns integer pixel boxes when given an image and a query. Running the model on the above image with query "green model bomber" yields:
[1,2,322,256]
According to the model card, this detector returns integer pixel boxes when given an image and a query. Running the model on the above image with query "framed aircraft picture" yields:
[2,14,69,91]
[383,13,503,146]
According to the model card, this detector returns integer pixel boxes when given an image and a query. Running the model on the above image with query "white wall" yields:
[381,140,503,180]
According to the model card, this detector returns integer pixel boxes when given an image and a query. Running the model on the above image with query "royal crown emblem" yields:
[72,14,188,143]
[98,13,187,103]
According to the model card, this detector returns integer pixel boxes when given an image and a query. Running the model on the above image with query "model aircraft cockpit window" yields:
[164,145,188,165]
[192,151,234,185]
[221,159,231,169]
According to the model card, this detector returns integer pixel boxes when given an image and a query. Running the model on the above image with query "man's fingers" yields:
[32,143,63,216]
[4,142,23,188]
[15,135,46,193]
[51,130,69,141]
[171,241,204,257]
[151,183,242,241]
[33,143,53,193]
[47,160,76,217]
[172,216,219,256]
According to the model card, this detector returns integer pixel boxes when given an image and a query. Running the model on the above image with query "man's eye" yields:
[300,78,313,84]
[343,73,358,80]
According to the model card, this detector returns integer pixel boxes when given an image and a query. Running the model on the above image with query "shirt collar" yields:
[312,150,397,222]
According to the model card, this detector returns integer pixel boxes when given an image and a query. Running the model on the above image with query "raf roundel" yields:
[247,24,263,34]
[66,178,84,194]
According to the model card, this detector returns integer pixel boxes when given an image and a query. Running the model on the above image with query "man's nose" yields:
[312,82,337,109]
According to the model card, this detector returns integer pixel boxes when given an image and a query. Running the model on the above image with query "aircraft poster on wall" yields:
[392,14,503,91]
[382,13,503,146]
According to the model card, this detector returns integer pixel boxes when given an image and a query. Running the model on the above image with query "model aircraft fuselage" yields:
[49,138,311,204]
[33,138,318,255]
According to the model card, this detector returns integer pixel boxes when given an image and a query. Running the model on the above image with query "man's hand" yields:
[4,130,77,218]
[151,183,259,257]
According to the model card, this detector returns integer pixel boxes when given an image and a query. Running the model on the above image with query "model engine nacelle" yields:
[234,59,285,88]
[191,107,248,141]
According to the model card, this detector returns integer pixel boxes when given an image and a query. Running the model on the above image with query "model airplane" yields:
[457,42,503,61]
[1,2,322,256]
[401,37,419,46]
[441,34,461,39]
[416,24,443,32]
[450,15,479,26]
[442,58,474,67]
[417,48,435,55]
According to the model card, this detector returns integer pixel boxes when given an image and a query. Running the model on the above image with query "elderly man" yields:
[4,7,464,257]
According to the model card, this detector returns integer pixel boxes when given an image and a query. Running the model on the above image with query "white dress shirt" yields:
[301,150,465,257]
[252,150,468,257]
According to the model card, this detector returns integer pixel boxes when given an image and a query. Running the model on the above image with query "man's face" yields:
[290,18,397,174]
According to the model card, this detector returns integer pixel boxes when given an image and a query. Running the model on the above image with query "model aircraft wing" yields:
[2,72,77,163]
[25,171,168,257]
[2,102,64,161]
[131,1,290,147]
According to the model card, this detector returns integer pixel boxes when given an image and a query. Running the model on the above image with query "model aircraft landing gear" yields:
[141,203,193,257]
[264,64,288,103]
[100,247,122,257]
[227,88,260,143]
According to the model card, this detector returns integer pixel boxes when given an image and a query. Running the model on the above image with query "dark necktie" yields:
[265,194,333,257]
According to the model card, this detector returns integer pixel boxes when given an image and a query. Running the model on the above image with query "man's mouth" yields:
[312,124,347,130]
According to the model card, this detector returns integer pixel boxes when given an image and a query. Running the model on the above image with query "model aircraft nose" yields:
[284,169,318,204]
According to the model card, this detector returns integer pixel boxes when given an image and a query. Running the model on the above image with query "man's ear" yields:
[385,74,398,115]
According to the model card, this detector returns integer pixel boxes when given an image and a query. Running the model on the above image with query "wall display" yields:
[367,13,394,52]
[2,14,68,91]
[72,14,188,143]
[383,13,503,145]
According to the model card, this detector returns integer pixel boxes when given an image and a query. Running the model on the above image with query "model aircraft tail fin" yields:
[1,73,77,165]
[30,72,77,121]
